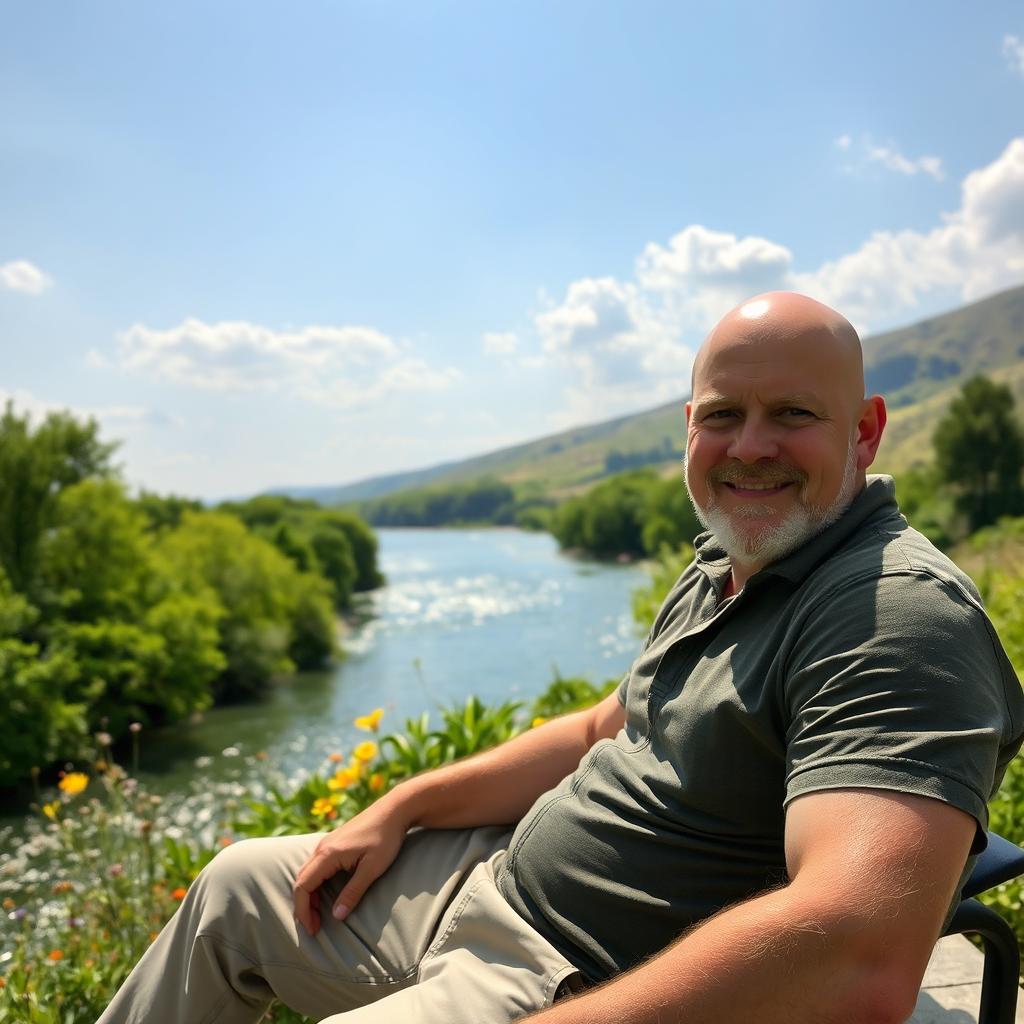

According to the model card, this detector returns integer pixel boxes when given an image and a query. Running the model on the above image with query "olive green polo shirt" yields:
[496,476,1024,983]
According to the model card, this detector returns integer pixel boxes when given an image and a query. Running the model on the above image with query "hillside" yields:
[279,283,1024,504]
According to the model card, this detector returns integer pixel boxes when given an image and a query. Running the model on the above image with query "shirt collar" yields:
[693,475,898,589]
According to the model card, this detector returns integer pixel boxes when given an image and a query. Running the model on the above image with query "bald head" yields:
[684,291,887,588]
[693,292,864,411]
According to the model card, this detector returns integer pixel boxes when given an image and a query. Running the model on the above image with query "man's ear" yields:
[685,401,692,429]
[855,395,887,470]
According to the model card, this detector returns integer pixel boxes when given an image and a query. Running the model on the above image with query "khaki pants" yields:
[97,825,582,1024]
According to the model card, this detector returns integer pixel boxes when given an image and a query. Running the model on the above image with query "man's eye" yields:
[704,409,736,421]
[782,407,814,418]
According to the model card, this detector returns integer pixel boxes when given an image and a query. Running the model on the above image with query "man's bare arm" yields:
[526,789,975,1024]
[293,690,625,933]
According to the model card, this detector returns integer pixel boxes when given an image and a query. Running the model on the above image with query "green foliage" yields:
[529,674,619,718]
[933,375,1024,534]
[551,470,700,560]
[219,496,383,604]
[136,490,204,533]
[358,477,518,528]
[160,512,336,700]
[0,403,116,594]
[631,544,695,631]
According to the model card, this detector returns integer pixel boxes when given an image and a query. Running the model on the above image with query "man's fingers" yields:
[332,854,379,921]
[293,846,346,935]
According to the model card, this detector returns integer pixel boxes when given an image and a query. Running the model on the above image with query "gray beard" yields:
[684,441,859,572]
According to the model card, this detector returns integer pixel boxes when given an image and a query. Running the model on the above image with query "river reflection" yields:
[131,528,648,797]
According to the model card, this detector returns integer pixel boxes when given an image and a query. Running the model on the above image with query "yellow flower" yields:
[58,772,88,796]
[354,708,384,732]
[311,796,339,820]
[328,766,360,790]
[42,801,60,820]
[531,716,548,728]
[353,741,378,763]
[368,772,386,793]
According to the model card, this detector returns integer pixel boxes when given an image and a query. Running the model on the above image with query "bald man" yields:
[101,293,1023,1024]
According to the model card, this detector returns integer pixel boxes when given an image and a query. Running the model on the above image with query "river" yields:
[125,527,649,796]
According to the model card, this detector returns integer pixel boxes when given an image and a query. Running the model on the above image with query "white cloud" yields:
[865,144,945,181]
[1004,34,1024,76]
[109,318,460,408]
[0,260,53,295]
[798,136,1024,320]
[482,331,519,355]
[529,136,1024,419]
[0,388,175,432]
[836,136,944,182]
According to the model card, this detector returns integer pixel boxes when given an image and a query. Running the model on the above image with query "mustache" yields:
[706,463,808,487]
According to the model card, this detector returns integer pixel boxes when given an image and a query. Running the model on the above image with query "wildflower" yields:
[353,741,378,763]
[8,907,26,922]
[109,863,124,878]
[42,801,60,820]
[68,916,85,928]
[531,717,548,728]
[0,977,5,989]
[354,708,384,732]
[52,881,74,895]
[2,898,14,911]
[328,767,360,791]
[222,746,240,758]
[171,887,188,901]
[369,773,386,793]
[219,836,234,847]
[255,750,268,761]
[95,731,113,747]
[47,950,63,962]
[328,752,343,763]
[129,722,142,733]
[58,772,89,796]
[311,797,339,820]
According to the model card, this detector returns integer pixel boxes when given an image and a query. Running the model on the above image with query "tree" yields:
[932,375,1024,534]
[0,403,117,593]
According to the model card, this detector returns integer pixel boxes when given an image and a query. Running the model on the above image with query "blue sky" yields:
[3,2,1024,499]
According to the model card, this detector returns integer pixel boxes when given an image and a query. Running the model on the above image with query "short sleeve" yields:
[782,571,1020,840]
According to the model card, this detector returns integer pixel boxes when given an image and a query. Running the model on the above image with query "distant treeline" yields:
[550,468,700,559]
[604,436,676,474]
[0,404,382,791]
[355,477,553,530]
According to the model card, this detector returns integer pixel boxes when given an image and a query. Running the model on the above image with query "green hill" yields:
[278,283,1024,504]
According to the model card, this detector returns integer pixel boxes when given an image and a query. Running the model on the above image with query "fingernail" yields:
[333,903,349,921]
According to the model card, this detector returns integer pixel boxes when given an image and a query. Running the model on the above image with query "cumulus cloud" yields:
[0,260,53,295]
[798,136,1024,320]
[1004,34,1024,76]
[109,318,460,408]
[531,135,1024,419]
[482,331,519,355]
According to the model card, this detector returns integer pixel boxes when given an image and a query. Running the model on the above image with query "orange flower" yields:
[328,766,360,790]
[328,752,343,763]
[48,950,64,962]
[171,887,188,901]
[219,836,234,847]
[0,976,5,988]
[368,772,386,793]
[58,772,89,796]
[354,708,384,732]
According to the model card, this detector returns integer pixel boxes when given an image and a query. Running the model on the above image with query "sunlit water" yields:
[87,529,647,798]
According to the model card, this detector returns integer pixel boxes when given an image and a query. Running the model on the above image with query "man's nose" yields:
[726,418,779,463]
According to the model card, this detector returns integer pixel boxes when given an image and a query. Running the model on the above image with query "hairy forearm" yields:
[528,880,923,1024]
[382,709,600,832]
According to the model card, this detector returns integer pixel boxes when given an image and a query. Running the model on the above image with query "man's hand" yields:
[293,798,410,935]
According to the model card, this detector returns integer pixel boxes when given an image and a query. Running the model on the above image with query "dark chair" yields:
[941,831,1024,1024]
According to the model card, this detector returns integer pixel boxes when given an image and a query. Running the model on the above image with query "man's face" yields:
[684,330,866,571]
